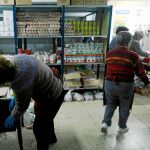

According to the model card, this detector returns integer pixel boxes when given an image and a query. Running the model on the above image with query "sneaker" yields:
[101,123,109,133]
[118,127,129,134]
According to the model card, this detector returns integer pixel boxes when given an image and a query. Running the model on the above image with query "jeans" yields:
[103,80,135,128]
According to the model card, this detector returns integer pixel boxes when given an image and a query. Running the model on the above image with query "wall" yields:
[32,0,150,7]
[108,0,150,7]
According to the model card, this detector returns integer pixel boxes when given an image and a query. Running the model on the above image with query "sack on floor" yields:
[72,92,85,101]
[64,90,73,102]
[83,92,94,101]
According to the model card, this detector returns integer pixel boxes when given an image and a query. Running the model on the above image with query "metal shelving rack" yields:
[0,5,112,91]
[15,5,64,75]
[63,5,112,91]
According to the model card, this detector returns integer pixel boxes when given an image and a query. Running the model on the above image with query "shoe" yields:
[101,123,109,133]
[48,134,57,144]
[118,127,129,134]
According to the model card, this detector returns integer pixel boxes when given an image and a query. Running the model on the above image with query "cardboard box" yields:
[64,80,81,88]
[135,87,149,96]
[0,0,14,5]
[84,0,95,5]
[83,79,101,87]
[64,72,81,80]
[79,69,94,78]
[4,32,14,37]
[15,0,32,5]
[71,0,83,5]
[95,0,108,5]
[57,0,70,6]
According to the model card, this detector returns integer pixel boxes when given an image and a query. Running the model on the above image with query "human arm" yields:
[11,88,33,120]
[134,58,149,85]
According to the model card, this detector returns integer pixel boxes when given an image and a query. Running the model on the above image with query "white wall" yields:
[108,0,150,7]
[31,0,150,7]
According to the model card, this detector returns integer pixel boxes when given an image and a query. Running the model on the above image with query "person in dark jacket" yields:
[0,55,64,150]
[109,26,129,50]
[130,30,149,57]
[101,31,149,134]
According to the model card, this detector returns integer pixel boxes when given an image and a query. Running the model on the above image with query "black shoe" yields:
[49,134,57,144]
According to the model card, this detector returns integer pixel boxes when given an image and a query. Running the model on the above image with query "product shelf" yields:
[64,35,107,38]
[12,5,112,91]
[64,62,104,65]
[46,63,61,66]
[17,36,62,39]
[64,87,102,91]
[0,36,14,38]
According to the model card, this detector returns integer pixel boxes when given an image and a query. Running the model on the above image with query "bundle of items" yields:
[64,72,82,89]
[64,90,103,102]
[134,75,150,96]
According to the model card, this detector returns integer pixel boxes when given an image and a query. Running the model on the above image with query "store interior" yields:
[0,0,150,150]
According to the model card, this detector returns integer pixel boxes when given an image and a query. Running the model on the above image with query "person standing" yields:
[130,30,149,57]
[101,31,149,134]
[1,54,64,150]
[109,26,129,50]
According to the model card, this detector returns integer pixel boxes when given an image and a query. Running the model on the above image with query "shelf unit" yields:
[15,5,64,75]
[0,5,112,91]
[63,5,112,90]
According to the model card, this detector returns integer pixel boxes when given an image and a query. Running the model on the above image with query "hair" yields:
[116,26,129,34]
[0,56,15,84]
[133,30,144,40]
[116,31,133,46]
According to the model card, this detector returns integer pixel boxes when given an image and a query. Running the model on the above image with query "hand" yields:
[4,116,14,129]
[9,96,15,112]
[51,67,59,77]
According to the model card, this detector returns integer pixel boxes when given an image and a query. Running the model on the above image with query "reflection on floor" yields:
[0,93,150,150]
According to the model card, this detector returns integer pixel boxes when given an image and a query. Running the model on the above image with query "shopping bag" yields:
[0,99,16,133]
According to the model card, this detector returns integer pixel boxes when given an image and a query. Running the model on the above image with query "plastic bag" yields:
[64,90,73,102]
[93,91,103,100]
[23,101,35,129]
[72,92,84,101]
[83,91,94,101]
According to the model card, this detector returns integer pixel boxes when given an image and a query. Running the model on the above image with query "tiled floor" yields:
[1,93,150,150]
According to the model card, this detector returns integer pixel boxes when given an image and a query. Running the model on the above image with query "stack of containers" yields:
[17,12,61,37]
[64,20,101,36]
[64,43,104,63]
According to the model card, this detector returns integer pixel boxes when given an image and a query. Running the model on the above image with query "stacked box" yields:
[71,0,83,5]
[84,0,95,5]
[15,0,32,5]
[95,0,108,5]
[57,0,70,5]
[0,0,14,5]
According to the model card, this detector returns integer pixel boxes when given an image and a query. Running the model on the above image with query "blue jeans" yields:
[103,80,135,128]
